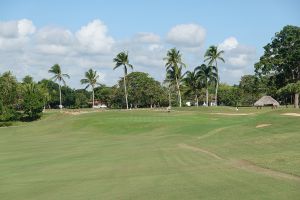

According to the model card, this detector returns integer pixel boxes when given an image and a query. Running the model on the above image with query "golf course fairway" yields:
[0,107,299,199]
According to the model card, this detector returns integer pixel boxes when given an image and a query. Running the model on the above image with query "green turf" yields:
[0,107,299,199]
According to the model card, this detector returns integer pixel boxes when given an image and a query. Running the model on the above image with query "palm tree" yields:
[165,66,186,107]
[80,69,100,108]
[204,45,225,106]
[113,51,133,109]
[196,64,217,106]
[183,68,202,106]
[163,74,173,108]
[164,48,186,107]
[48,64,70,109]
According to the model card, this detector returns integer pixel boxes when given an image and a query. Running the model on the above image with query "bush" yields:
[22,90,44,120]
[0,122,13,127]
[0,101,21,121]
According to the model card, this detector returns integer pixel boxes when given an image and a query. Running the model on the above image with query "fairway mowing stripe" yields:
[178,144,300,182]
[178,143,223,160]
[231,160,300,182]
[209,113,254,116]
[198,126,233,140]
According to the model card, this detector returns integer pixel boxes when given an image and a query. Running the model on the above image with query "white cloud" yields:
[0,19,258,87]
[17,19,36,36]
[148,44,163,51]
[34,27,74,55]
[75,19,114,54]
[134,32,160,43]
[217,37,257,84]
[228,54,249,67]
[0,21,19,38]
[0,19,35,52]
[166,24,206,47]
[36,27,73,45]
[219,37,238,51]
[0,19,35,38]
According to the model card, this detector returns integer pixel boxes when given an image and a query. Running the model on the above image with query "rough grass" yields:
[0,107,299,200]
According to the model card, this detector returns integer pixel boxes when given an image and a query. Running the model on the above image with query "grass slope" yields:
[0,107,299,199]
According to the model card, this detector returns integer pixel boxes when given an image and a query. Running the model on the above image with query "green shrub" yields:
[22,86,44,120]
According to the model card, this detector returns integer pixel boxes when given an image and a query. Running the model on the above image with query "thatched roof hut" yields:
[254,96,279,107]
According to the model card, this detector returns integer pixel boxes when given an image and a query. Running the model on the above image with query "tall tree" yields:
[255,25,300,108]
[113,51,133,109]
[0,71,18,106]
[164,48,186,107]
[164,71,175,107]
[277,81,300,107]
[80,69,100,108]
[196,64,217,106]
[183,68,202,106]
[22,75,34,84]
[114,72,166,108]
[204,45,225,106]
[48,64,70,109]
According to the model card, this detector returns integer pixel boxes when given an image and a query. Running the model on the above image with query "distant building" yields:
[254,96,279,108]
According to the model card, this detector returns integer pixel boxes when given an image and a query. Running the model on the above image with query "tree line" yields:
[0,25,299,124]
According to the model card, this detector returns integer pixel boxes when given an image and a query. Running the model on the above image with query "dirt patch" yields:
[256,124,272,128]
[281,113,300,117]
[231,159,300,182]
[211,113,253,116]
[178,143,223,160]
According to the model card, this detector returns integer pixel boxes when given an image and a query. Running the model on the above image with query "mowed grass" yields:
[0,107,299,199]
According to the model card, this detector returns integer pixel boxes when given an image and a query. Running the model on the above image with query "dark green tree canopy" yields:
[255,25,300,87]
[115,72,166,108]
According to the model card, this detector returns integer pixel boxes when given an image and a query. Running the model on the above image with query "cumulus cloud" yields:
[0,19,35,38]
[75,19,114,54]
[0,19,258,87]
[34,27,74,55]
[133,32,160,43]
[17,19,36,36]
[217,37,257,84]
[219,37,238,51]
[0,19,35,52]
[166,24,206,47]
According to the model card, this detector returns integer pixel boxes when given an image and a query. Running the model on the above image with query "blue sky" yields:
[0,0,299,88]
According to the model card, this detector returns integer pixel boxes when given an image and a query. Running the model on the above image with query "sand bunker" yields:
[281,113,300,117]
[256,124,272,128]
[211,113,252,116]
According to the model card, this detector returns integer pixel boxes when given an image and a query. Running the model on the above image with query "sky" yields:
[0,0,299,89]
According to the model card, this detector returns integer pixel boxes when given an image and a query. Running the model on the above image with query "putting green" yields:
[0,107,299,199]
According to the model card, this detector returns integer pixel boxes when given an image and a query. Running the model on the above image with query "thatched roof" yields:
[254,96,279,106]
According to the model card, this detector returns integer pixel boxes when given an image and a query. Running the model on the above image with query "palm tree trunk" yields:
[59,83,62,109]
[295,93,299,108]
[215,61,218,106]
[123,68,129,109]
[175,77,182,107]
[195,94,198,107]
[92,88,95,108]
[206,88,209,106]
[168,89,171,107]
